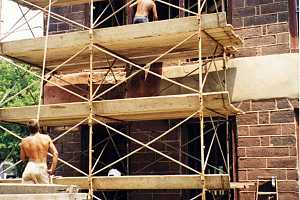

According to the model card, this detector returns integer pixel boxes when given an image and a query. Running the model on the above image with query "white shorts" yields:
[22,161,49,184]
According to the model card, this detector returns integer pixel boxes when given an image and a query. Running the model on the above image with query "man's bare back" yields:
[134,0,158,23]
[20,120,58,184]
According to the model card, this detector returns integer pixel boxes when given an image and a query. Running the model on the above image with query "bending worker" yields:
[19,119,58,184]
[133,0,158,24]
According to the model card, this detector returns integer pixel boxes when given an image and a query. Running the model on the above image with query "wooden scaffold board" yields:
[0,92,242,125]
[0,13,242,72]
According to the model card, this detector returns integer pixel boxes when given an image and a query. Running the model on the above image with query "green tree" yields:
[0,60,40,176]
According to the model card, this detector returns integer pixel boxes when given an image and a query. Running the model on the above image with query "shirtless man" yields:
[133,0,158,24]
[19,119,58,184]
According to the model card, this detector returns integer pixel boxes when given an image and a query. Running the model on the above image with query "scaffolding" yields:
[0,0,245,199]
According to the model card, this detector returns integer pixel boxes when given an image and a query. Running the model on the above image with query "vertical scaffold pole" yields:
[88,0,94,199]
[198,0,206,199]
[37,0,52,121]
[226,115,231,199]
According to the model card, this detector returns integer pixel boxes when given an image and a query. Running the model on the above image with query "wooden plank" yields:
[13,0,103,8]
[0,92,242,126]
[0,193,87,200]
[230,182,255,189]
[47,70,126,86]
[0,177,252,190]
[0,183,77,194]
[47,175,230,190]
[0,14,242,72]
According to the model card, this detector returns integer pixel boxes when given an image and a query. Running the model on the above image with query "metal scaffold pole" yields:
[88,0,94,199]
[198,0,206,199]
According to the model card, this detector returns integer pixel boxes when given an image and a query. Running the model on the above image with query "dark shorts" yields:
[133,16,149,24]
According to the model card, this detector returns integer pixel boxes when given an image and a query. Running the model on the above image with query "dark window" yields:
[93,1,125,28]
[184,117,234,200]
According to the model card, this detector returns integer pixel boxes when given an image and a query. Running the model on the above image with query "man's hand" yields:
[48,169,54,175]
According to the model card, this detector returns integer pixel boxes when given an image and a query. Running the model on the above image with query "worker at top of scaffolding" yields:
[19,119,58,184]
[133,0,158,24]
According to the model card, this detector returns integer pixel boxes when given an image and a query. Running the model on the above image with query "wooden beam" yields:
[0,92,242,126]
[0,183,78,194]
[17,175,230,190]
[47,70,126,86]
[0,193,87,200]
[0,176,252,190]
[0,14,242,72]
[229,182,255,189]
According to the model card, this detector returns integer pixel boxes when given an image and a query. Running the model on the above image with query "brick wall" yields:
[48,126,82,176]
[49,4,89,34]
[234,98,299,200]
[232,0,296,57]
[128,120,182,200]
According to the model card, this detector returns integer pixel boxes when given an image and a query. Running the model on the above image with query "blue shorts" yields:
[133,16,149,24]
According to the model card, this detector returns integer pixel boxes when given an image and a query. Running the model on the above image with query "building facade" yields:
[42,1,299,199]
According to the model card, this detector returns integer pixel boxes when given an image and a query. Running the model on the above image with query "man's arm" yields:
[48,138,58,175]
[152,2,158,21]
[19,142,26,161]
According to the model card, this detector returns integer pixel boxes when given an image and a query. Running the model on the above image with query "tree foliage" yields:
[0,60,40,175]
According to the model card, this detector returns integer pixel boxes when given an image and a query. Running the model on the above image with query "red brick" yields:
[232,17,243,28]
[260,136,270,146]
[246,147,289,157]
[244,35,276,47]
[259,111,270,124]
[270,110,295,123]
[261,43,290,55]
[235,27,263,38]
[238,137,260,147]
[278,192,299,200]
[250,125,281,136]
[260,2,288,14]
[267,23,289,34]
[278,11,289,22]
[240,100,251,111]
[289,147,297,156]
[277,32,289,43]
[238,170,248,180]
[235,26,262,38]
[232,0,245,7]
[270,136,296,146]
[71,4,85,12]
[236,47,260,57]
[245,0,273,6]
[239,157,267,168]
[244,14,277,26]
[289,99,299,109]
[238,126,250,136]
[252,99,276,111]
[247,169,286,180]
[281,124,296,135]
[238,148,247,157]
[286,169,298,180]
[239,192,255,200]
[233,7,256,18]
[276,98,292,109]
[255,5,260,15]
[238,113,258,125]
[262,25,267,34]
[267,157,297,168]
[278,181,299,192]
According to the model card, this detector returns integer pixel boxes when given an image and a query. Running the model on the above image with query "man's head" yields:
[27,119,40,134]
